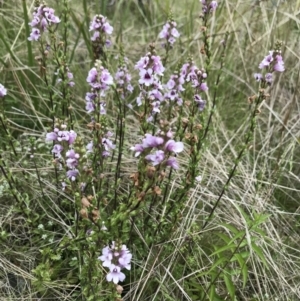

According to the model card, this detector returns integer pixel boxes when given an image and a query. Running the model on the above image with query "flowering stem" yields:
[198,32,229,148]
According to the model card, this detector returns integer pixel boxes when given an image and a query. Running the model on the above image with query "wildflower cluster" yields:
[98,242,132,284]
[28,4,60,41]
[164,71,185,105]
[0,84,7,98]
[200,0,218,14]
[181,62,208,111]
[159,20,180,47]
[56,67,75,87]
[45,125,79,181]
[254,50,285,85]
[131,132,184,169]
[135,52,165,120]
[85,61,114,114]
[115,57,133,99]
[89,14,113,54]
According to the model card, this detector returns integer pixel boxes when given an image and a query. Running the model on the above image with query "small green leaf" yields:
[251,242,268,269]
[223,271,235,300]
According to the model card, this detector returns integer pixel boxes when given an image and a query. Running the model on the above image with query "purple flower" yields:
[89,15,113,34]
[0,84,7,98]
[265,73,273,84]
[98,246,113,267]
[201,0,218,13]
[159,20,180,46]
[142,134,164,148]
[66,149,80,169]
[130,144,144,157]
[166,157,179,169]
[165,140,184,153]
[115,63,133,99]
[86,65,113,92]
[86,141,93,153]
[259,51,274,69]
[209,1,218,11]
[28,5,60,41]
[46,131,57,142]
[85,101,95,113]
[68,130,77,145]
[151,55,165,75]
[118,247,132,270]
[200,82,208,92]
[194,94,206,111]
[139,68,154,86]
[106,265,126,284]
[273,55,285,72]
[254,73,263,81]
[28,28,41,41]
[135,55,150,71]
[67,169,79,181]
[87,67,98,84]
[51,144,63,157]
[145,150,165,166]
[100,69,114,85]
[102,137,115,152]
[99,242,132,284]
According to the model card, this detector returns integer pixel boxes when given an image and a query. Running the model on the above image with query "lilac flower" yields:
[90,15,113,34]
[57,131,70,143]
[46,131,57,142]
[86,141,93,153]
[142,134,164,148]
[254,73,263,81]
[151,55,165,75]
[254,50,284,85]
[194,94,206,111]
[115,62,133,99]
[85,62,114,114]
[139,68,154,86]
[130,144,144,157]
[265,73,273,84]
[273,55,285,72]
[135,56,150,71]
[66,149,80,169]
[102,136,115,153]
[164,73,185,105]
[259,51,274,69]
[87,67,98,84]
[195,175,202,182]
[52,144,63,157]
[145,150,165,166]
[28,28,41,41]
[86,65,113,92]
[68,130,77,145]
[201,0,218,13]
[165,140,184,153]
[209,1,218,11]
[159,20,180,46]
[0,84,6,98]
[99,246,113,267]
[200,82,208,92]
[166,157,179,169]
[28,5,60,41]
[98,242,132,284]
[89,15,113,46]
[67,169,79,181]
[106,265,126,284]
